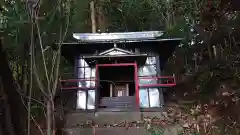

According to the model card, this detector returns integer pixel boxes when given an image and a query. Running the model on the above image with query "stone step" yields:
[63,126,180,135]
[64,112,142,128]
[64,111,166,128]
[63,127,149,135]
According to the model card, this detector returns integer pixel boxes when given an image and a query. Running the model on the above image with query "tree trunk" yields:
[0,124,3,135]
[3,99,15,135]
[90,1,96,33]
[46,100,53,135]
[21,42,29,94]
[96,0,106,32]
[0,38,27,135]
[0,78,8,135]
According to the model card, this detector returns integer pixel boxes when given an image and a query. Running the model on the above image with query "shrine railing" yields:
[138,75,176,88]
[60,78,96,90]
[60,75,176,90]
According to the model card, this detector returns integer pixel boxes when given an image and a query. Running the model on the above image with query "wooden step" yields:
[97,107,135,112]
[100,102,135,106]
[100,96,136,108]
[101,100,135,104]
[101,96,135,102]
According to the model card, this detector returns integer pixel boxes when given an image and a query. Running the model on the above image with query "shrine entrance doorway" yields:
[96,63,139,111]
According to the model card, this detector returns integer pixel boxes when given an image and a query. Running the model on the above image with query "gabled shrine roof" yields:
[60,31,183,65]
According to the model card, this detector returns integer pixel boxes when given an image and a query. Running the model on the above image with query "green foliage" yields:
[31,104,43,118]
[103,0,199,33]
[1,0,240,134]
[147,125,165,135]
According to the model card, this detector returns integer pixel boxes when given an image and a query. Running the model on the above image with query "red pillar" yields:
[134,63,140,109]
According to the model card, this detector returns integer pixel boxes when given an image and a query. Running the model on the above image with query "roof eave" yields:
[59,38,183,45]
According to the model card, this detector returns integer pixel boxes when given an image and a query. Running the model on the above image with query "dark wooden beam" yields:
[232,0,240,11]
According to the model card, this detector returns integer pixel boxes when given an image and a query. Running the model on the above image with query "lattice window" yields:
[76,90,95,110]
[139,88,161,108]
[75,58,96,110]
[76,58,96,88]
[138,56,158,86]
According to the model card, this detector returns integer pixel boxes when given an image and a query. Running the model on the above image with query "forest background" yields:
[0,0,240,135]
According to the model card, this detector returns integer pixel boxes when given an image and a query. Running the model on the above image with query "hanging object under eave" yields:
[73,31,164,42]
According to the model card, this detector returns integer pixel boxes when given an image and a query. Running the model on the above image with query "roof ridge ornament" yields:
[114,43,117,48]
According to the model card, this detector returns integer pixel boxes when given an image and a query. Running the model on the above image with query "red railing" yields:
[60,75,176,90]
[138,75,176,88]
